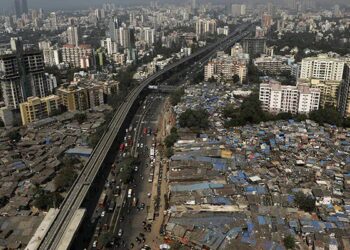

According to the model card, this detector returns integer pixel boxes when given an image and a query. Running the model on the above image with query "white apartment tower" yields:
[67,26,79,47]
[259,81,320,114]
[300,55,345,81]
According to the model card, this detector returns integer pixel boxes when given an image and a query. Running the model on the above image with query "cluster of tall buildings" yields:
[14,0,28,18]
[231,4,246,17]
[100,18,138,63]
[259,54,350,117]
[195,19,217,37]
[0,38,57,126]
[37,26,96,69]
[19,79,119,125]
[204,43,249,84]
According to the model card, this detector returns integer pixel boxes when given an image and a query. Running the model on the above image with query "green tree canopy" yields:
[34,190,63,211]
[179,109,209,129]
[7,131,21,142]
[283,235,296,249]
[309,107,343,126]
[55,167,78,191]
[294,191,316,213]
[170,88,185,106]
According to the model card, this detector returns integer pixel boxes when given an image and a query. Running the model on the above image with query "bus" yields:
[98,192,107,208]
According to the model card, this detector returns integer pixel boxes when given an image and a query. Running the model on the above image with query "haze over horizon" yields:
[1,0,350,11]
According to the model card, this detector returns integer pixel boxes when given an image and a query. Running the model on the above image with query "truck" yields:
[98,192,107,208]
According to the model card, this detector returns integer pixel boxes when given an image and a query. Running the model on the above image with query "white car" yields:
[92,240,97,248]
[101,211,105,217]
[140,143,144,148]
[148,178,153,183]
[134,166,138,172]
[118,229,123,237]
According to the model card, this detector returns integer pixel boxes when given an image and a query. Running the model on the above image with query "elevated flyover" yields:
[33,22,254,250]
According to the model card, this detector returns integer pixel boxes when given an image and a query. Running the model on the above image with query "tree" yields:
[309,107,343,126]
[55,167,78,191]
[74,113,87,124]
[223,94,268,127]
[294,192,316,213]
[7,131,21,142]
[34,190,63,210]
[170,88,185,106]
[164,128,179,148]
[343,117,350,128]
[283,235,296,249]
[119,157,138,184]
[192,70,204,84]
[179,109,209,129]
[61,156,80,167]
[169,241,187,250]
[232,74,240,84]
[88,125,106,148]
[165,147,174,158]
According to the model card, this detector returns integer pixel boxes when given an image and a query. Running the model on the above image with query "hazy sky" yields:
[1,0,349,11]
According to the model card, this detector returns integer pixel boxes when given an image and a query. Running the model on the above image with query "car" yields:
[92,240,97,248]
[134,166,138,172]
[118,229,123,237]
[147,192,151,198]
[148,178,153,183]
[140,143,144,148]
[101,211,106,217]
[140,203,145,210]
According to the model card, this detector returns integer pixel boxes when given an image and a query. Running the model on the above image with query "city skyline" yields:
[0,1,349,249]
[1,0,350,11]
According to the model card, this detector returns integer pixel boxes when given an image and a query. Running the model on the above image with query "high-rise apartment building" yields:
[196,19,217,36]
[242,38,266,58]
[39,41,60,67]
[204,52,248,84]
[300,55,345,81]
[262,13,273,30]
[118,27,135,49]
[67,26,79,47]
[61,44,94,69]
[259,81,320,114]
[19,95,61,125]
[143,27,155,46]
[57,83,104,112]
[191,0,197,13]
[0,51,50,109]
[339,64,350,117]
[14,0,28,17]
[102,38,118,55]
[231,4,246,17]
[299,55,345,108]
